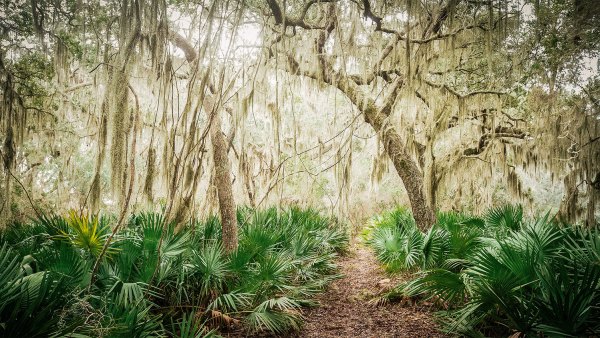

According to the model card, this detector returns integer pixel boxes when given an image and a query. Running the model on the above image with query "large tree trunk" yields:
[206,97,238,253]
[361,97,437,230]
[281,3,437,230]
[422,141,438,212]
[332,76,437,230]
[586,181,597,227]
[559,170,579,224]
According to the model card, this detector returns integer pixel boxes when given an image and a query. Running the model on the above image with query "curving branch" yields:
[265,0,335,30]
[423,78,507,99]
[356,0,484,87]
[422,0,460,38]
[169,29,198,62]
[359,0,383,30]
[463,126,528,156]
[349,69,401,85]
[359,0,479,43]
[280,29,437,229]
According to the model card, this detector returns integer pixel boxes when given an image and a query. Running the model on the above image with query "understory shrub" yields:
[367,205,600,337]
[0,206,348,337]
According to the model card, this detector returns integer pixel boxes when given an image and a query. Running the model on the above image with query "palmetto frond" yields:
[0,207,347,336]
[484,204,523,231]
[369,205,600,336]
[59,211,111,258]
[190,244,230,298]
[245,297,302,334]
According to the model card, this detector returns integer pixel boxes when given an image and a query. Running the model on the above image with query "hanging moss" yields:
[89,109,108,213]
[143,146,156,202]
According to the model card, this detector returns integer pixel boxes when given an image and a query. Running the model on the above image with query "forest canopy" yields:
[0,0,599,228]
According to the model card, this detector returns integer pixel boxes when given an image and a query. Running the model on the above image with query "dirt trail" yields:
[297,238,446,338]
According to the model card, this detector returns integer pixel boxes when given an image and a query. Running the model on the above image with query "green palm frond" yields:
[422,227,449,269]
[36,213,70,237]
[0,206,347,336]
[437,302,489,337]
[208,291,253,313]
[169,312,216,338]
[563,225,600,264]
[369,223,424,271]
[60,211,111,258]
[36,243,91,288]
[368,205,600,336]
[113,235,143,281]
[484,204,523,231]
[106,301,161,338]
[0,243,23,311]
[404,229,424,268]
[504,215,563,268]
[245,297,302,334]
[190,244,230,298]
[250,253,293,295]
[534,261,600,337]
[108,281,146,307]
[403,269,468,305]
[0,220,51,257]
[446,221,483,260]
[369,226,403,270]
[1,270,78,337]
[240,222,282,255]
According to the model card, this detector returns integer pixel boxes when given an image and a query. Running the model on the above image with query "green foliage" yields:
[365,207,421,272]
[60,211,111,258]
[0,206,348,337]
[368,205,600,337]
[168,312,217,338]
[0,243,80,337]
[484,204,523,231]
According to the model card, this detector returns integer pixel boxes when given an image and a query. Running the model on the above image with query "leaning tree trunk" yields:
[331,75,437,230]
[361,97,437,230]
[205,96,238,253]
[279,3,437,230]
[286,64,437,229]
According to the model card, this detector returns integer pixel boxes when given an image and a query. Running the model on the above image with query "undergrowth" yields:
[366,205,600,337]
[0,206,348,337]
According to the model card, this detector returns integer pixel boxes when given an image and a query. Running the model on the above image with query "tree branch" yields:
[463,126,528,156]
[265,0,334,29]
[423,78,507,98]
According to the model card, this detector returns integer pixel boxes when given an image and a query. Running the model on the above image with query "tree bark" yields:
[559,170,579,224]
[360,95,437,230]
[168,27,239,251]
[205,96,238,253]
[286,56,437,229]
[331,75,437,229]
[277,3,437,230]
[423,141,437,210]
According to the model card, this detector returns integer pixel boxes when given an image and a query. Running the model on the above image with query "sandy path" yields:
[296,238,446,338]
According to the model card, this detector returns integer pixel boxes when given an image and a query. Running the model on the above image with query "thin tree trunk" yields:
[205,96,238,253]
[168,27,238,251]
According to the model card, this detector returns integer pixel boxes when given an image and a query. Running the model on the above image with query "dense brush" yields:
[0,206,348,337]
[367,205,600,337]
